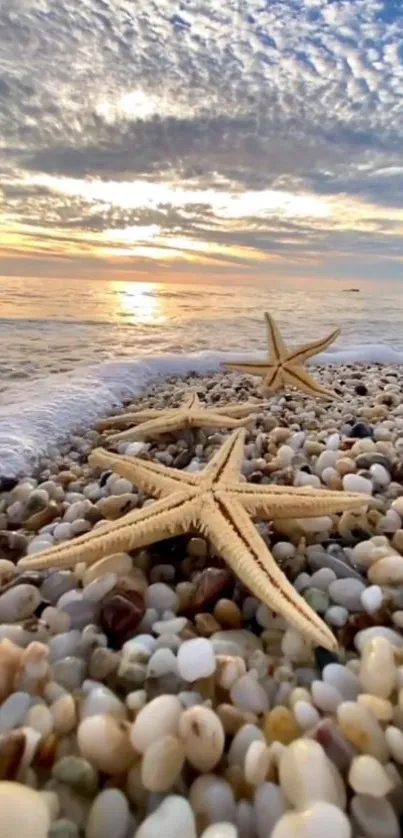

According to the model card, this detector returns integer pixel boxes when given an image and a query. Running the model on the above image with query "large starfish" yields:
[19,429,368,650]
[96,390,266,445]
[222,312,340,399]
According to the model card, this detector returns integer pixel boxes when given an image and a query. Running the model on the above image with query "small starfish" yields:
[96,390,266,445]
[19,429,368,650]
[222,312,340,399]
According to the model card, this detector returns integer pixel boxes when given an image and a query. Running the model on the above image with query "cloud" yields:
[0,0,402,280]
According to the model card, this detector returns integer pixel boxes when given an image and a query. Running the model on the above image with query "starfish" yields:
[96,390,266,445]
[19,429,368,650]
[222,312,340,399]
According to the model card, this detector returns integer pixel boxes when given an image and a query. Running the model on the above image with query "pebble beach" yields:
[2,363,403,838]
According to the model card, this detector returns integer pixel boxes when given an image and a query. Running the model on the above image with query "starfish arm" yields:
[18,492,196,571]
[183,391,200,410]
[96,409,162,431]
[105,411,190,443]
[189,411,252,429]
[89,448,199,496]
[264,312,288,362]
[286,327,340,365]
[228,482,368,518]
[204,495,337,651]
[283,364,338,400]
[203,427,247,483]
[212,402,267,417]
[221,361,270,378]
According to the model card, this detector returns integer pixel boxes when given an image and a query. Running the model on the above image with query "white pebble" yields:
[293,700,320,730]
[254,782,287,838]
[227,724,265,766]
[230,672,269,713]
[279,739,345,809]
[325,606,349,627]
[350,794,399,838]
[244,740,270,785]
[271,802,351,838]
[354,626,403,652]
[110,478,133,495]
[360,585,383,614]
[348,755,393,797]
[200,826,237,838]
[179,706,225,772]
[135,795,196,838]
[359,636,396,699]
[310,568,337,591]
[368,554,403,586]
[0,782,51,837]
[86,789,130,838]
[342,474,372,494]
[311,681,343,713]
[369,464,391,487]
[130,695,182,753]
[145,583,179,614]
[385,726,403,764]
[176,637,216,680]
[53,522,73,541]
[146,648,178,679]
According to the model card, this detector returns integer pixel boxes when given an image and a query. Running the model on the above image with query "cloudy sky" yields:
[0,0,402,285]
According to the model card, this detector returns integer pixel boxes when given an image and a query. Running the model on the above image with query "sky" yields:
[0,0,403,285]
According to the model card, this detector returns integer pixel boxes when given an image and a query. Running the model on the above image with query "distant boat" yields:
[343,288,360,292]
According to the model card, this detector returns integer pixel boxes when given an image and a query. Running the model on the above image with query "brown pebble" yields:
[224,764,254,801]
[187,538,208,559]
[0,730,26,780]
[24,502,62,532]
[33,732,58,770]
[217,703,258,735]
[214,599,242,629]
[195,613,221,637]
[263,706,301,745]
[99,590,145,648]
[185,567,232,614]
[56,470,77,485]
[96,494,138,520]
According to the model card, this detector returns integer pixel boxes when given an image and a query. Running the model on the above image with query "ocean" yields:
[1,275,403,478]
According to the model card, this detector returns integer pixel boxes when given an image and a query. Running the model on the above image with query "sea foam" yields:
[0,344,402,479]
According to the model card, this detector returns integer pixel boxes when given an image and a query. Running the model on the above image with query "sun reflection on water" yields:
[111,281,167,325]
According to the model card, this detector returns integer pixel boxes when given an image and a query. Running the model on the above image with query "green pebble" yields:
[303,586,329,614]
[52,755,98,796]
[48,819,79,838]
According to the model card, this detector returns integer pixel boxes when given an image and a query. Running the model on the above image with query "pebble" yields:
[359,636,396,698]
[52,756,98,797]
[328,579,366,611]
[145,583,179,614]
[141,735,185,791]
[385,725,403,763]
[230,672,269,714]
[337,701,389,762]
[189,775,236,827]
[135,795,196,838]
[342,474,372,494]
[350,794,399,838]
[354,626,403,652]
[200,826,237,838]
[348,755,393,797]
[146,648,178,678]
[49,820,79,837]
[278,739,346,809]
[0,782,51,836]
[254,782,287,838]
[368,554,403,585]
[293,701,320,730]
[311,681,343,713]
[0,585,41,622]
[177,638,216,681]
[325,606,349,627]
[77,714,135,773]
[263,706,301,745]
[130,695,182,753]
[271,802,351,838]
[244,740,270,785]
[178,706,225,771]
[86,789,130,838]
[360,585,383,614]
[227,724,265,766]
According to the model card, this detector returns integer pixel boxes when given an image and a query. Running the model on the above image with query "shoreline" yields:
[0,366,403,833]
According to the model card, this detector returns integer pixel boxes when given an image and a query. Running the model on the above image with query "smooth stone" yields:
[40,572,77,603]
[357,694,393,722]
[77,714,134,774]
[141,735,185,792]
[82,574,117,603]
[325,606,349,627]
[51,657,86,691]
[86,789,130,838]
[145,584,179,615]
[271,802,351,838]
[279,739,346,810]
[177,638,216,681]
[0,782,51,836]
[321,665,359,701]
[328,579,366,611]
[49,820,79,837]
[310,568,337,591]
[337,702,389,763]
[48,631,82,663]
[130,695,182,753]
[354,626,403,652]
[227,724,265,767]
[189,775,236,827]
[307,549,363,580]
[0,691,31,732]
[293,701,320,730]
[311,681,343,713]
[135,795,196,838]
[359,637,396,699]
[254,782,287,838]
[200,826,237,838]
[244,740,270,786]
[52,756,98,797]
[82,554,133,586]
[146,648,178,679]
[303,588,329,614]
[368,555,403,586]
[385,726,403,764]
[230,673,269,714]
[152,617,187,635]
[342,474,372,494]
[348,755,393,797]
[0,586,41,622]
[360,585,382,614]
[211,631,262,657]
[79,687,126,721]
[178,706,225,772]
[350,794,399,838]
